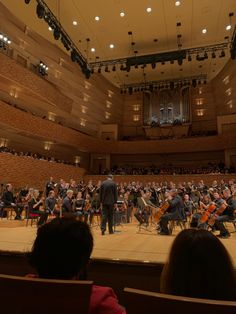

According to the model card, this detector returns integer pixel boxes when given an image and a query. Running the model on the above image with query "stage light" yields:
[177,58,183,66]
[71,49,78,62]
[151,62,156,69]
[220,50,225,58]
[192,79,197,88]
[53,28,60,40]
[36,3,45,19]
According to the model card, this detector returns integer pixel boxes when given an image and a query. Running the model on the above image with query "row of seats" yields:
[0,274,235,314]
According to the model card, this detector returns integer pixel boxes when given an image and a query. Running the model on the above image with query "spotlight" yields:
[36,3,45,19]
[177,58,183,66]
[53,28,60,40]
[192,79,197,88]
[71,49,78,62]
[211,51,216,58]
[61,36,70,51]
[220,50,225,58]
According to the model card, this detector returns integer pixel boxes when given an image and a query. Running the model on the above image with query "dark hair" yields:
[160,229,236,301]
[29,217,93,280]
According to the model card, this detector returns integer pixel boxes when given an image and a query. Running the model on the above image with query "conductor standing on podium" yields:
[100,174,118,235]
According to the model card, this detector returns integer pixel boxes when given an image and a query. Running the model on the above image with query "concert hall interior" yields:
[0,0,236,313]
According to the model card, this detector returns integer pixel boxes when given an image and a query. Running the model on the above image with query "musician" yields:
[45,177,56,197]
[159,189,185,235]
[183,194,193,217]
[75,192,85,220]
[45,190,57,216]
[2,183,23,220]
[28,189,47,226]
[134,191,151,226]
[61,189,74,214]
[214,189,236,238]
[90,192,101,225]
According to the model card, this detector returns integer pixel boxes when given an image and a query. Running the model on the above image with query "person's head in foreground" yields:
[160,229,236,301]
[30,217,93,280]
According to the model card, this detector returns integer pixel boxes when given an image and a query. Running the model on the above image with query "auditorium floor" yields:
[0,220,236,266]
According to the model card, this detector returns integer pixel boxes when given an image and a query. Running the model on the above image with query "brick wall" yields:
[0,154,85,190]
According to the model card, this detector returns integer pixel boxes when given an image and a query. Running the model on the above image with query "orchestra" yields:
[0,177,235,238]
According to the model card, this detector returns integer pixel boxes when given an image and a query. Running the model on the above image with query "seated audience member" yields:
[29,218,125,314]
[160,229,236,301]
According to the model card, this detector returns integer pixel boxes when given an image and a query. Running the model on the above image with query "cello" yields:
[199,202,216,224]
[208,201,227,227]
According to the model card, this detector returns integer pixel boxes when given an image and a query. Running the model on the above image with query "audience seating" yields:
[0,274,93,314]
[124,287,236,314]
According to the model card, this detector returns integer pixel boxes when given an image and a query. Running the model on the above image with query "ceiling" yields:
[1,0,236,86]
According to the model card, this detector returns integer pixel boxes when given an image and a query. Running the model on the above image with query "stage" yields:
[0,220,236,267]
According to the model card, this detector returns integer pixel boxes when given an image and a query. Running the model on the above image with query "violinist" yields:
[90,192,101,225]
[45,190,57,216]
[158,189,185,235]
[74,191,86,222]
[28,189,47,226]
[214,189,236,238]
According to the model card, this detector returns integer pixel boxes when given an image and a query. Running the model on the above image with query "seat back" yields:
[0,274,93,314]
[124,287,236,314]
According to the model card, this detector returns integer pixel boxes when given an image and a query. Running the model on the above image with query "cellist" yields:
[214,189,236,238]
[158,189,185,235]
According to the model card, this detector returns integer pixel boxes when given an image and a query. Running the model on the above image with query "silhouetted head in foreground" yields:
[30,217,93,280]
[161,228,236,301]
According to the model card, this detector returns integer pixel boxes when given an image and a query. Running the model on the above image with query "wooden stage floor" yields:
[0,220,236,266]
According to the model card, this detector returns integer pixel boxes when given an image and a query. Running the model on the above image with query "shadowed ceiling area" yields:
[1,0,236,87]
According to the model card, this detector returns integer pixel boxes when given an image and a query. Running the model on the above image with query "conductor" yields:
[100,174,118,235]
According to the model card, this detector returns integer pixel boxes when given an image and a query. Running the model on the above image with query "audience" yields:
[29,217,125,314]
[160,229,236,301]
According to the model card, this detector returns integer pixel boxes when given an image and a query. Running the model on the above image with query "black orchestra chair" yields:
[0,274,93,314]
[25,205,40,227]
[136,197,151,232]
[124,287,236,314]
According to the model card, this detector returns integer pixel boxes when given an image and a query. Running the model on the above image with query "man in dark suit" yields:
[100,174,118,235]
[61,190,74,215]
[159,189,185,235]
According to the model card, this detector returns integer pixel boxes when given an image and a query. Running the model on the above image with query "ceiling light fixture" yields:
[226,25,232,31]
[109,44,114,49]
[91,48,95,52]
[120,12,125,17]
[73,21,78,26]
[146,7,152,13]
[95,16,100,21]
[202,28,207,34]
[175,1,181,6]
[48,26,52,31]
